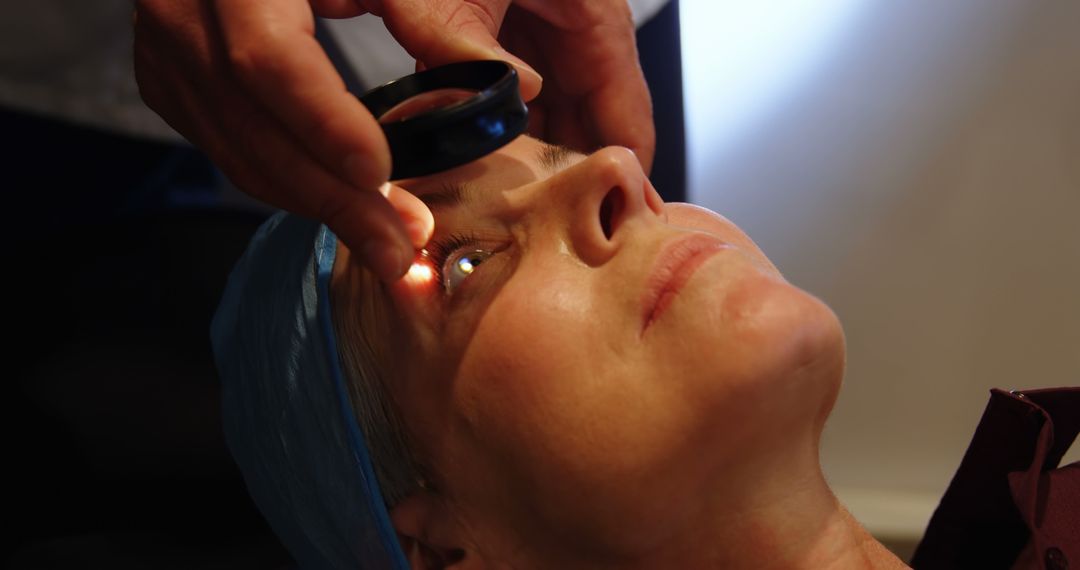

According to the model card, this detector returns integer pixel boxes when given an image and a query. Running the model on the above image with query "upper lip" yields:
[640,233,728,335]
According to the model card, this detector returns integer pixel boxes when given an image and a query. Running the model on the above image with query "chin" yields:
[664,253,846,451]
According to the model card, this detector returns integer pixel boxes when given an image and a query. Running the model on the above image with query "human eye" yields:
[426,232,499,295]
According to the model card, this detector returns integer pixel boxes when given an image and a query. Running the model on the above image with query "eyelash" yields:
[426,231,484,293]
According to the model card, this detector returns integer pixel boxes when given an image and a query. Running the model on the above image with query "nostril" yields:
[599,187,625,240]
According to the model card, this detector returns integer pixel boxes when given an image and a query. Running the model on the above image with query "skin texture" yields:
[334,136,912,569]
[132,0,653,281]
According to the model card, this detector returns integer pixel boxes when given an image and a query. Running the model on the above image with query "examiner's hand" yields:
[133,0,654,280]
[373,0,656,172]
[134,0,436,280]
[497,0,656,172]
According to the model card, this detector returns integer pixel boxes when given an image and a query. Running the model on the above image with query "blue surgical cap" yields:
[211,212,409,570]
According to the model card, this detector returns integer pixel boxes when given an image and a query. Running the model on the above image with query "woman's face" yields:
[338,136,845,562]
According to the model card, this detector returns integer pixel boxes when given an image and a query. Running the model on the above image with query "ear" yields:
[390,493,476,569]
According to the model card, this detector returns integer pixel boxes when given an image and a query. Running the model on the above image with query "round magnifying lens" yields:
[377,88,479,124]
[357,60,528,180]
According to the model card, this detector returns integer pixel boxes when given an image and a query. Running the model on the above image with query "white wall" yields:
[682,0,1080,541]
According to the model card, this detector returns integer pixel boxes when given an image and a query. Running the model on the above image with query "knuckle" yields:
[226,37,286,86]
[462,1,502,34]
[226,43,264,80]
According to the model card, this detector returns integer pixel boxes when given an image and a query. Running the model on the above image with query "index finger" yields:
[588,71,655,173]
[216,0,392,190]
[377,0,543,101]
[542,15,655,172]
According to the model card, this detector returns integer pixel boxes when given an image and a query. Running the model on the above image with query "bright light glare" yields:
[405,259,435,285]
[681,0,868,193]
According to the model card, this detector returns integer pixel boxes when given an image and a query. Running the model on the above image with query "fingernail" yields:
[361,238,408,280]
[514,62,543,88]
[344,153,389,189]
[493,47,543,89]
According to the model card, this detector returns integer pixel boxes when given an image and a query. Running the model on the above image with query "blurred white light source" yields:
[405,259,435,285]
[681,0,868,195]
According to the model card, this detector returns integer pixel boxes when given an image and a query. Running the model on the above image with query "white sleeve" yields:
[628,0,673,28]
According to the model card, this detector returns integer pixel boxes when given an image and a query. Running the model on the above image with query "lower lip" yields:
[642,237,727,334]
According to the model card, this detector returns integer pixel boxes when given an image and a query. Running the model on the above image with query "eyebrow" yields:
[418,181,471,211]
[536,143,577,172]
[417,142,579,211]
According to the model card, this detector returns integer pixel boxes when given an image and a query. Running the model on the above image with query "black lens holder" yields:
[358,60,529,180]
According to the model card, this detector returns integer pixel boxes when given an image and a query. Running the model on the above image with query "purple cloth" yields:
[912,387,1080,569]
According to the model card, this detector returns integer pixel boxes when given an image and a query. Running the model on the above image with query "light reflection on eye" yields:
[443,249,493,294]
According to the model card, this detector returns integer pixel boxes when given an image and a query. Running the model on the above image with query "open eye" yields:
[443,249,493,293]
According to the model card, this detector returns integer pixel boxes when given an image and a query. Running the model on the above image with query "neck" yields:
[630,443,910,570]
[698,485,908,569]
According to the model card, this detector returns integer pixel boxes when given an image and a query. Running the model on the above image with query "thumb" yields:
[381,182,434,248]
[378,0,542,101]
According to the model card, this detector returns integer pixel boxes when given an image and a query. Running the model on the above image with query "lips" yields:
[640,233,728,334]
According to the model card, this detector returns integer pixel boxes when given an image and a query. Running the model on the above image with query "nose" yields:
[517,146,663,265]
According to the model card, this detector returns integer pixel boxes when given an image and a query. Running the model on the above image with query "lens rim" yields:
[357,60,529,180]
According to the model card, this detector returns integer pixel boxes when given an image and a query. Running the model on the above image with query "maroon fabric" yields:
[911,387,1080,569]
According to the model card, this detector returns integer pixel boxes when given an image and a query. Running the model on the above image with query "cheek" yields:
[439,265,611,529]
[441,262,711,542]
[451,262,604,452]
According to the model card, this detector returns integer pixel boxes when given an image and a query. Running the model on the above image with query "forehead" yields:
[397,136,581,204]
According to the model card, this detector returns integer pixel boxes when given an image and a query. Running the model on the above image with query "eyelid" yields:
[425,231,512,296]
